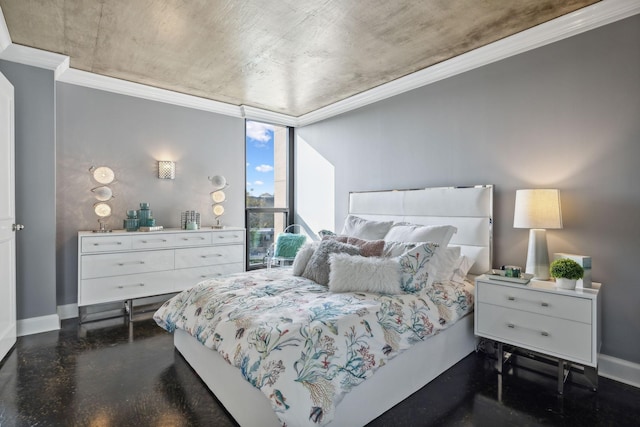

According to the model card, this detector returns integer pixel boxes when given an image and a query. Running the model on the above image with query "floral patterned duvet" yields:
[154,268,474,427]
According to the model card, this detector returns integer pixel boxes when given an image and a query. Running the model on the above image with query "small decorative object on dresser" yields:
[89,166,116,233]
[208,175,228,228]
[554,253,592,288]
[550,258,584,290]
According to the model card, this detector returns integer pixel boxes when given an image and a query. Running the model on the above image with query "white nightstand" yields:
[474,275,601,394]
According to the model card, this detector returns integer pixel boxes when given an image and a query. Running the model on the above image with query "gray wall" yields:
[295,15,640,363]
[0,60,57,321]
[56,83,246,306]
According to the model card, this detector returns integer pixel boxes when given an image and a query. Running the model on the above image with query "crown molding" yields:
[1,0,638,127]
[240,105,298,127]
[57,68,244,118]
[0,7,11,51]
[0,43,69,79]
[296,0,640,126]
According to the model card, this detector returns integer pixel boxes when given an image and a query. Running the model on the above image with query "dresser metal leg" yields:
[557,359,565,394]
[496,342,503,374]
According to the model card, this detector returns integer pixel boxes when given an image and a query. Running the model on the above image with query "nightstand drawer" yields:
[477,281,591,323]
[477,303,592,363]
[81,250,174,279]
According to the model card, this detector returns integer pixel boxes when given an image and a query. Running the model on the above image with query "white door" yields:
[0,71,16,360]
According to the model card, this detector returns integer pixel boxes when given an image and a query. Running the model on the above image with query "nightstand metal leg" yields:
[584,366,599,391]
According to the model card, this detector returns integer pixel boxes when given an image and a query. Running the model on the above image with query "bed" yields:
[155,185,493,426]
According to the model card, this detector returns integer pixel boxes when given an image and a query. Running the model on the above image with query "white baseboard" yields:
[599,354,640,389]
[16,314,60,337]
[57,303,78,320]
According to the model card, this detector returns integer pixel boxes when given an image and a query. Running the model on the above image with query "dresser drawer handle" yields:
[200,273,223,278]
[507,296,515,301]
[201,254,223,258]
[117,283,145,289]
[182,237,205,241]
[507,323,515,328]
[93,241,122,246]
[541,302,549,307]
[541,331,549,337]
[117,261,145,266]
[141,239,167,244]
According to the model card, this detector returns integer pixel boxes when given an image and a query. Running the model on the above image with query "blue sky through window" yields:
[246,121,275,196]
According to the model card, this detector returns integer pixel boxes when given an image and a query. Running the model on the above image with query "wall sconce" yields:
[513,189,563,280]
[158,161,175,179]
[208,175,227,228]
[89,166,115,232]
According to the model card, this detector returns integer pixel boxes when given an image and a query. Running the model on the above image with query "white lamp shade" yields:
[513,189,562,229]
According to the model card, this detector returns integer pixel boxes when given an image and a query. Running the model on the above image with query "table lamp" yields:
[513,189,562,280]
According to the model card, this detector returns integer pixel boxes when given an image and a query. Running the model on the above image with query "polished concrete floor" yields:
[1,316,639,427]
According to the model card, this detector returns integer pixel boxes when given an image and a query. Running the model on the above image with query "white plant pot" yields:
[555,278,577,290]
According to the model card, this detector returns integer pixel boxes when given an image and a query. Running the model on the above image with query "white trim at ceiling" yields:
[1,0,639,127]
[0,7,11,51]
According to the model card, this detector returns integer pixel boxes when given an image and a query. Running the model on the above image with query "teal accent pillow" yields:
[274,234,307,258]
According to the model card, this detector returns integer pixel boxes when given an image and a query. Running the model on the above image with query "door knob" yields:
[12,224,25,232]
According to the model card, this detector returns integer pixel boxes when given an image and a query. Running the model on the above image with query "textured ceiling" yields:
[0,0,598,117]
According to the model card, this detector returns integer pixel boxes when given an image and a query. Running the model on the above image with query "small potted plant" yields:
[549,258,584,290]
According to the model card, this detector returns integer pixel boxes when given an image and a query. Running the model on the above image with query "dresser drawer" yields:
[477,281,591,324]
[79,271,175,306]
[477,303,593,364]
[174,263,244,291]
[211,230,245,245]
[175,245,244,269]
[172,232,212,247]
[81,235,132,253]
[81,250,174,279]
[131,234,175,249]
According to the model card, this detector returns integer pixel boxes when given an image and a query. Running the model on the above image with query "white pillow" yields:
[429,246,461,283]
[382,241,424,258]
[292,242,318,276]
[341,215,394,240]
[397,242,439,293]
[328,253,401,294]
[384,223,457,247]
[450,255,475,283]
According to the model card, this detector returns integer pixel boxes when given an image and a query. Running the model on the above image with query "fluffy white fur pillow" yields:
[292,242,319,276]
[328,254,401,294]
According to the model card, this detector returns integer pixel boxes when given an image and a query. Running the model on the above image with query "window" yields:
[245,121,292,268]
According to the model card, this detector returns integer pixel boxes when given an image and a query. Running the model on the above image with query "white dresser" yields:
[78,228,245,310]
[474,276,601,393]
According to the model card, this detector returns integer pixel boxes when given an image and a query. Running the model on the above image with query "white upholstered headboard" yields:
[348,185,493,275]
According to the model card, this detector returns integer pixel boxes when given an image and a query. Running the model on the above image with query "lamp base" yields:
[525,229,550,280]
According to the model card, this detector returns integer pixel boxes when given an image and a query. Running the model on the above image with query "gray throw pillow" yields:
[302,239,361,285]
